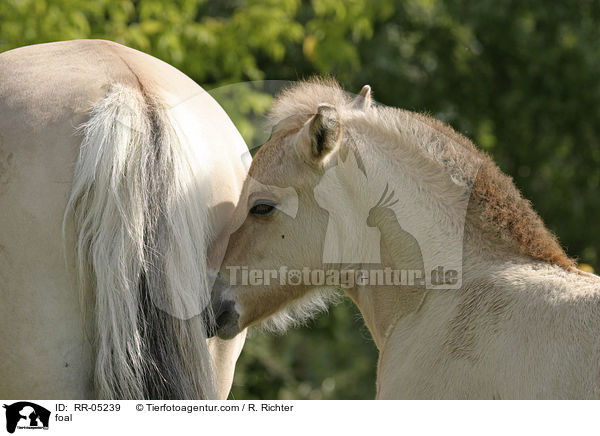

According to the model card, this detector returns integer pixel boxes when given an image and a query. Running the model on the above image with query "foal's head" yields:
[209,80,373,338]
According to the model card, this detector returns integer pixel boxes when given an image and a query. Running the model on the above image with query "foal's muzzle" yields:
[204,273,240,340]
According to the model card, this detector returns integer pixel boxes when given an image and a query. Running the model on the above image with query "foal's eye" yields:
[250,201,276,216]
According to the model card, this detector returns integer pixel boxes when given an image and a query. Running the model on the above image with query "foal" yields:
[210,79,600,399]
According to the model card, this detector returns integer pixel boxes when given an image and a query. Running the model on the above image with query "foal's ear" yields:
[296,103,341,165]
[310,104,341,158]
[351,85,372,110]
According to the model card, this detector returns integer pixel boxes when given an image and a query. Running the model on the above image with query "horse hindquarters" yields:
[1,40,249,399]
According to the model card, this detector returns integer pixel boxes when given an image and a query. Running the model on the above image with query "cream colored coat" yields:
[0,40,247,399]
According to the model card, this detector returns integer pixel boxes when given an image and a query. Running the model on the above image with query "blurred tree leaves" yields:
[2,0,599,398]
[0,0,304,82]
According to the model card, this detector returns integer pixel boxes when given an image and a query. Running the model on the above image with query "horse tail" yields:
[64,83,216,399]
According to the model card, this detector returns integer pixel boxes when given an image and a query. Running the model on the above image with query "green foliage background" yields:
[2,0,598,399]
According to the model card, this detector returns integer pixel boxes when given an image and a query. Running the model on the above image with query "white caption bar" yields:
[0,400,597,436]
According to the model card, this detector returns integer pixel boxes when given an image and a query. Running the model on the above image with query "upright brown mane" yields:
[409,112,575,270]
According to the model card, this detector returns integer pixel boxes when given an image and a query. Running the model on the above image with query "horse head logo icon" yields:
[3,402,50,433]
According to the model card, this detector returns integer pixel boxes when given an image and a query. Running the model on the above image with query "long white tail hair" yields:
[64,84,216,399]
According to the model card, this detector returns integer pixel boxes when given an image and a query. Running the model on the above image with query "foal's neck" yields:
[343,202,528,349]
[344,204,429,348]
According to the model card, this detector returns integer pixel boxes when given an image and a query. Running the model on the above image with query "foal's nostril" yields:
[214,299,236,326]
[216,307,231,327]
[202,302,234,338]
[212,299,240,340]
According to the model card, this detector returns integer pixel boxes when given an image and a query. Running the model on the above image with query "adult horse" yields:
[0,40,247,399]
[210,79,600,399]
